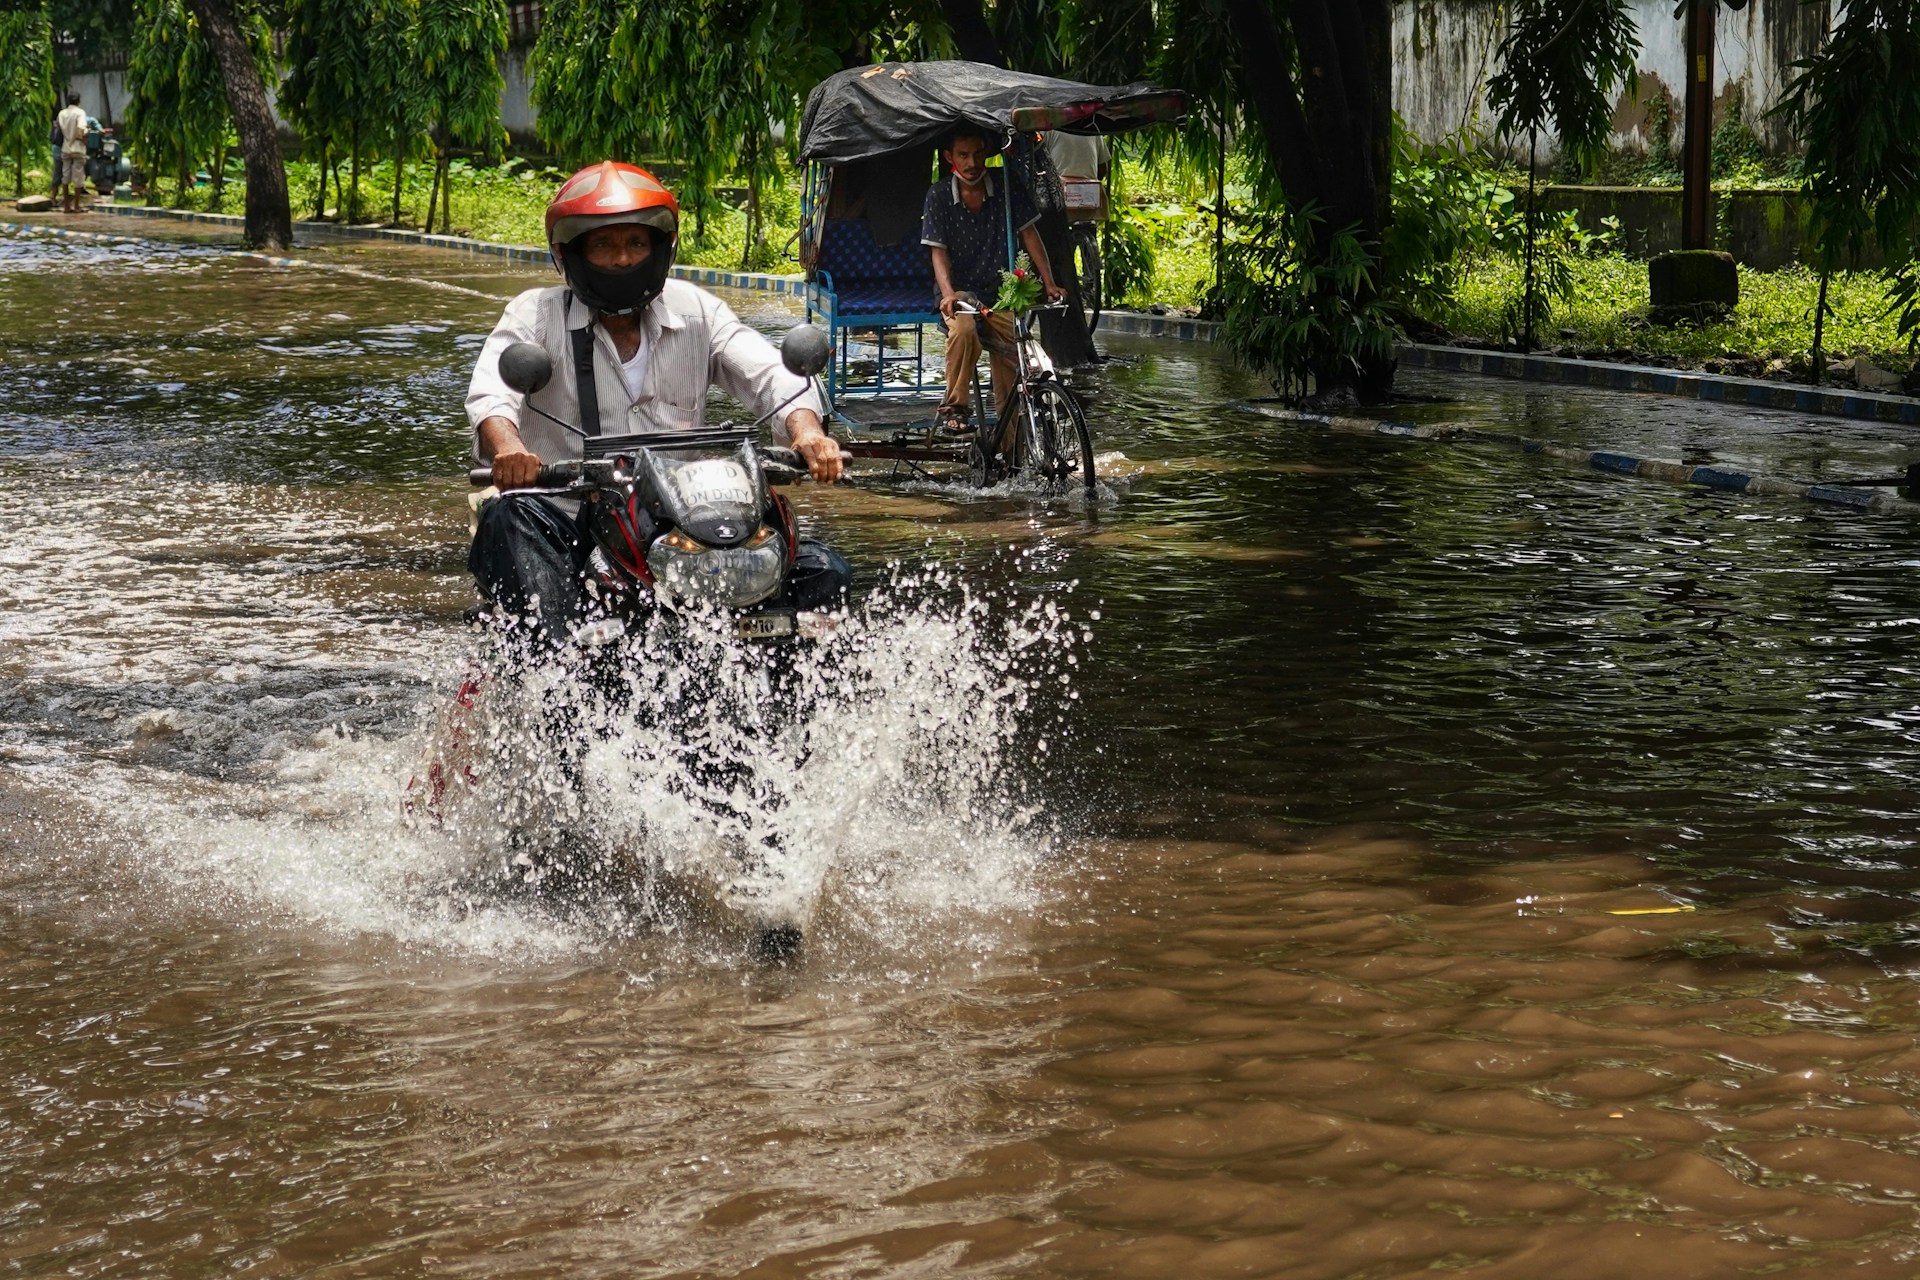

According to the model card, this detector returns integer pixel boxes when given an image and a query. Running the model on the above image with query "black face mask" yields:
[560,242,673,315]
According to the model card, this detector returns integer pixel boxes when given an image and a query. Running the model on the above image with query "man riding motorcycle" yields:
[466,161,850,656]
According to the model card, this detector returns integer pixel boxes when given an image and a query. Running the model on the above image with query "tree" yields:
[281,0,415,222]
[124,0,237,206]
[1773,1,1920,384]
[0,3,56,197]
[414,0,506,234]
[1488,0,1640,350]
[531,0,930,261]
[47,0,134,124]
[365,0,423,224]
[179,0,291,248]
[526,0,634,168]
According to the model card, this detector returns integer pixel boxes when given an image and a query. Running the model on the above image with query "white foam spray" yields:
[132,562,1089,968]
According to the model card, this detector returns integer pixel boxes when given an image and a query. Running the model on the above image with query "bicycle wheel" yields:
[1029,381,1097,498]
[1072,227,1103,335]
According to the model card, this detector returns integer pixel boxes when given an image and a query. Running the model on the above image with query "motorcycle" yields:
[412,323,846,961]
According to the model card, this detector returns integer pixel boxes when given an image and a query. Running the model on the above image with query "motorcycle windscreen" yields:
[640,451,765,548]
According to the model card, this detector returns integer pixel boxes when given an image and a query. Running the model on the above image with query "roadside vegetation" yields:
[6,0,1917,396]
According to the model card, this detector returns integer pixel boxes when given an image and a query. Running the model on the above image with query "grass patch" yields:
[1446,252,1914,375]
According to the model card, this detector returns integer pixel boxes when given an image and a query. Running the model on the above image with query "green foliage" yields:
[1101,209,1153,306]
[1771,0,1920,377]
[1488,0,1640,171]
[415,0,506,152]
[280,0,422,217]
[1772,1,1920,272]
[531,0,935,263]
[1383,128,1517,322]
[1645,84,1676,172]
[1217,205,1398,398]
[123,0,252,203]
[1709,85,1763,181]
[0,3,55,191]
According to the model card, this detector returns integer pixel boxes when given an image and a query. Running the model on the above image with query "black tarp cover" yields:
[798,61,1184,164]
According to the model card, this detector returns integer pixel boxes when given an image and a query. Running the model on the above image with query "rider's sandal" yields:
[935,408,974,436]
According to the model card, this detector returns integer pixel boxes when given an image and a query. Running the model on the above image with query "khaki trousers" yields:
[939,310,1019,421]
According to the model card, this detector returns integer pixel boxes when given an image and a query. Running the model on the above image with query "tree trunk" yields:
[1813,267,1831,386]
[1223,0,1394,398]
[440,153,453,234]
[348,125,362,223]
[938,0,1001,63]
[1522,130,1538,352]
[211,141,229,211]
[392,154,403,225]
[181,0,292,249]
[425,144,442,233]
[12,145,21,198]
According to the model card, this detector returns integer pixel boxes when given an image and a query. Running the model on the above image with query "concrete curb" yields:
[1098,312,1221,341]
[1239,401,1920,516]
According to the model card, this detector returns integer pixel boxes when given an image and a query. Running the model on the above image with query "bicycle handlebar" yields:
[950,298,1068,316]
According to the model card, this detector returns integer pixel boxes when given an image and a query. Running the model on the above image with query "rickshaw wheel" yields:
[1071,226,1103,335]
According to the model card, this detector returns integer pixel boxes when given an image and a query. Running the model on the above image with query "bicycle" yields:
[952,298,1097,499]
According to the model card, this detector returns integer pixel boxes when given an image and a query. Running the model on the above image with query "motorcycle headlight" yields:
[646,526,787,609]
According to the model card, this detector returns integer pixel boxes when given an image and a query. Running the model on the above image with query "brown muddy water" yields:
[7,220,1920,1278]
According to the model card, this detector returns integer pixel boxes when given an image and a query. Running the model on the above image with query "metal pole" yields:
[1681,0,1715,250]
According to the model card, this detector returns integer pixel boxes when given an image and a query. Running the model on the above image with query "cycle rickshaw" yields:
[794,62,1184,496]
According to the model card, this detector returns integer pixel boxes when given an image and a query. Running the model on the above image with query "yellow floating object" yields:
[1605,905,1697,916]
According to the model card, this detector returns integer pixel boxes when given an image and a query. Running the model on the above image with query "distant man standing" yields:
[55,93,89,214]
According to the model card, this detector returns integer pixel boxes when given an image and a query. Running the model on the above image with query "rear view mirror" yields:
[780,324,830,379]
[498,341,553,395]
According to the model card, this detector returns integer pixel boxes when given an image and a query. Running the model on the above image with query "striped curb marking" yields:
[1238,401,1920,515]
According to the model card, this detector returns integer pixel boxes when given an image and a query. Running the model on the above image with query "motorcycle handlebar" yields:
[470,447,811,489]
[468,460,586,489]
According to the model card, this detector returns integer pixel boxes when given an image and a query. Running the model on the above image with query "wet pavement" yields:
[7,220,1920,1277]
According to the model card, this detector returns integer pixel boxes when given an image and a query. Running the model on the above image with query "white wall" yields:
[1392,0,1834,159]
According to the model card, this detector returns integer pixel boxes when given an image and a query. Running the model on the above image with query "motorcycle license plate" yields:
[737,611,796,640]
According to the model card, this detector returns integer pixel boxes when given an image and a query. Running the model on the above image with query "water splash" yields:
[411,564,1088,961]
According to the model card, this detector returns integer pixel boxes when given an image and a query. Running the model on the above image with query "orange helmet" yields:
[546,161,680,314]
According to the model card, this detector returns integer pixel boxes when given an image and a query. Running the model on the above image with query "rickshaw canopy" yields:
[798,61,1186,165]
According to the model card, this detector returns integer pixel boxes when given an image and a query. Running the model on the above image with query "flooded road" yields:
[8,221,1920,1277]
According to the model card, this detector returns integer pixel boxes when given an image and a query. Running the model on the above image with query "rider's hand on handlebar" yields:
[939,292,960,321]
[1043,281,1066,305]
[489,448,543,491]
[793,431,849,484]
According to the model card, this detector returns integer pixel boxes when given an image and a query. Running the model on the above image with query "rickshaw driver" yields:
[468,160,850,650]
[921,129,1065,433]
